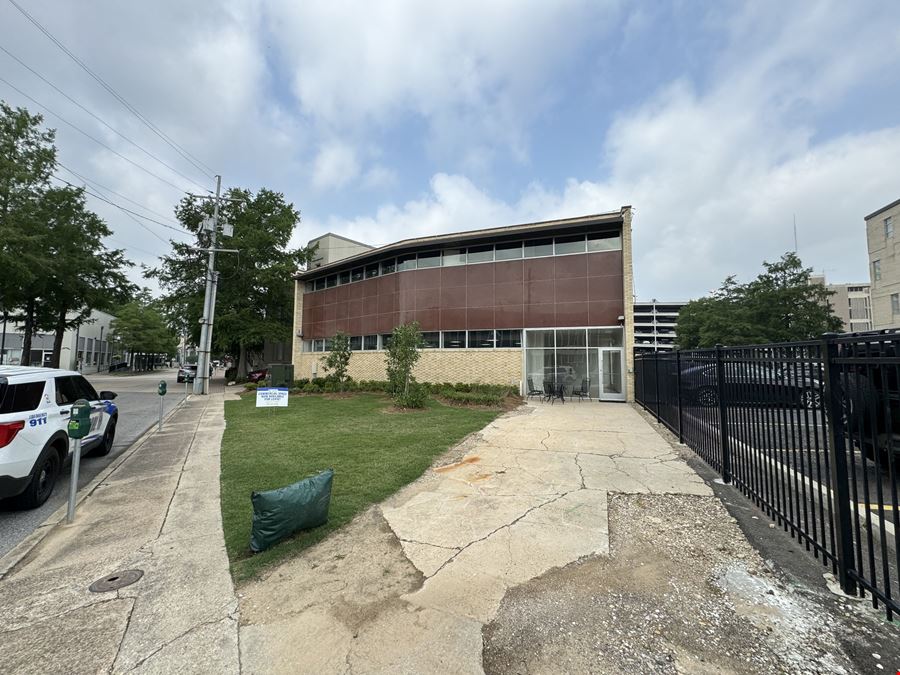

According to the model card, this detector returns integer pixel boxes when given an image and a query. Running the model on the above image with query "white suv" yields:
[0,367,118,508]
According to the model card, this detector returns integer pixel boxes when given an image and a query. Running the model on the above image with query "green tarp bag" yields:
[249,468,334,553]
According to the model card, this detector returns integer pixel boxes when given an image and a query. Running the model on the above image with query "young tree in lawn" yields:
[0,102,56,364]
[148,187,313,376]
[385,322,426,407]
[323,331,351,391]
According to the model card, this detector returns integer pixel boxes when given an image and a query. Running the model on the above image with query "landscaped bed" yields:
[221,392,502,582]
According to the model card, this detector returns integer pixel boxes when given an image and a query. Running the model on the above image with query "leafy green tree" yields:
[323,331,351,391]
[148,187,312,375]
[676,252,843,349]
[110,298,178,370]
[385,322,426,407]
[0,102,56,364]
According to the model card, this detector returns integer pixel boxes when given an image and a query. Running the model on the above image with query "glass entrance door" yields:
[598,348,625,401]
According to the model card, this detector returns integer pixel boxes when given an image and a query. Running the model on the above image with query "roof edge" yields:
[865,197,900,221]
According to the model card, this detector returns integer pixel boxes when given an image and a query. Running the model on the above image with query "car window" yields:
[73,376,100,401]
[0,381,47,413]
[55,377,81,405]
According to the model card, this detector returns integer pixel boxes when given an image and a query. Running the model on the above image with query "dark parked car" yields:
[177,365,197,383]
[247,368,268,383]
[682,363,822,410]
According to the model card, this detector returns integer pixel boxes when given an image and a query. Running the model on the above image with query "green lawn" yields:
[220,393,501,582]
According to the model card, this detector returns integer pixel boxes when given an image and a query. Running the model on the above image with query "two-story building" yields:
[291,207,635,400]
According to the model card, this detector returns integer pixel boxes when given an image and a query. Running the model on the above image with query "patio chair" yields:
[542,380,555,403]
[572,378,591,402]
[526,377,543,400]
[544,380,564,405]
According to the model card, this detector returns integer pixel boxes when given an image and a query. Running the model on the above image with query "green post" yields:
[66,399,92,524]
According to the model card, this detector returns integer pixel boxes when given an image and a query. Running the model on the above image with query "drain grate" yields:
[89,569,144,593]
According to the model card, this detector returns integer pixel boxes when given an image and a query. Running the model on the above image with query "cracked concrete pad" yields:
[0,597,133,675]
[399,540,458,577]
[579,453,712,495]
[128,616,240,675]
[347,603,484,675]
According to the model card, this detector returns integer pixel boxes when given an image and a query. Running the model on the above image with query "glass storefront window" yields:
[443,249,466,266]
[467,245,493,263]
[442,331,466,348]
[417,251,440,268]
[494,241,522,260]
[556,329,586,348]
[525,330,554,348]
[525,348,555,390]
[397,254,417,271]
[588,328,623,347]
[422,332,440,348]
[468,330,494,348]
[496,329,522,348]
[554,235,586,255]
[524,238,553,258]
[587,232,622,251]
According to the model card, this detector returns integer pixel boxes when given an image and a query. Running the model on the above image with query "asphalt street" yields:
[0,368,189,558]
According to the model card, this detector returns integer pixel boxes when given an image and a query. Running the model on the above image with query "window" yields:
[365,263,380,279]
[893,294,900,316]
[314,339,325,352]
[349,336,362,351]
[468,330,495,348]
[588,232,622,251]
[554,235,586,256]
[351,268,364,282]
[363,335,378,350]
[73,376,99,401]
[494,241,523,260]
[442,331,466,348]
[380,334,393,349]
[417,251,440,268]
[496,329,522,348]
[442,249,466,266]
[885,216,894,238]
[873,260,882,281]
[305,281,315,293]
[381,259,396,275]
[315,278,326,291]
[421,332,440,348]
[55,376,81,405]
[556,329,586,348]
[0,380,46,414]
[326,275,337,288]
[526,330,554,348]
[397,254,417,271]
[466,245,493,264]
[324,338,334,351]
[339,270,351,285]
[524,238,553,258]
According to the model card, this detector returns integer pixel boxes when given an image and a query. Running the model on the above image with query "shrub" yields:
[323,332,352,391]
[225,367,237,381]
[441,390,503,406]
[244,382,260,391]
[394,382,428,409]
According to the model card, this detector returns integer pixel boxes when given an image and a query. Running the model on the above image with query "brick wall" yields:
[294,349,523,386]
[622,206,635,402]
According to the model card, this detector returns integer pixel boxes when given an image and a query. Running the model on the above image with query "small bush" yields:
[244,382,260,391]
[394,382,428,409]
[293,378,310,388]
[441,390,503,406]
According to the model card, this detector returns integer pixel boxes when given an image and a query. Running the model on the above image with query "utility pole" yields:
[190,176,240,395]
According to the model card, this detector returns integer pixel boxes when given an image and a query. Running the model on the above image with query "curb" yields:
[0,394,192,581]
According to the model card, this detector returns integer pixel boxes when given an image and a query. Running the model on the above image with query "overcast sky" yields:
[1,1,898,300]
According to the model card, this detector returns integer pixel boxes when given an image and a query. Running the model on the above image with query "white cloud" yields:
[311,142,360,190]
[362,165,398,191]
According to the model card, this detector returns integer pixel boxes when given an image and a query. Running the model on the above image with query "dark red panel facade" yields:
[301,250,623,339]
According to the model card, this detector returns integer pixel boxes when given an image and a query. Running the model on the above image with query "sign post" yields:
[158,380,167,431]
[66,399,92,524]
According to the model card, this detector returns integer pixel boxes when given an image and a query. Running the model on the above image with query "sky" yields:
[1,0,898,300]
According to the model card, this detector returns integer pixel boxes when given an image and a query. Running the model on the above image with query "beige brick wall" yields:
[867,202,900,329]
[292,280,304,366]
[621,206,635,402]
[294,349,523,386]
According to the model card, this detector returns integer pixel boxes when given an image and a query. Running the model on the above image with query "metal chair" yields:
[572,378,591,402]
[544,380,564,404]
[526,376,543,400]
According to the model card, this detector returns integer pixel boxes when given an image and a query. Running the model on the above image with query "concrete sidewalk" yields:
[239,401,884,674]
[0,393,239,674]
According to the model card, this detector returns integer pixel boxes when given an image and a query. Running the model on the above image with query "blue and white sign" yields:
[256,387,289,408]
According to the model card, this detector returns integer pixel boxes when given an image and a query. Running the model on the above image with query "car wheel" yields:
[799,388,821,410]
[696,386,719,408]
[16,446,61,509]
[93,417,117,457]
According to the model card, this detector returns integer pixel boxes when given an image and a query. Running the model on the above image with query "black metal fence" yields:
[635,333,900,621]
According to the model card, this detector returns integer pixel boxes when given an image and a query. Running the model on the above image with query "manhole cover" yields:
[89,569,144,593]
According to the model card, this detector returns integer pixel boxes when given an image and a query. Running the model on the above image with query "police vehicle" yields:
[0,367,118,508]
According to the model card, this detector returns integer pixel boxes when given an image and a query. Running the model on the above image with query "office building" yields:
[866,198,900,329]
[633,300,686,353]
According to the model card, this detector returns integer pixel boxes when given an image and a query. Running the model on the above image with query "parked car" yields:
[177,364,197,383]
[681,362,822,410]
[248,368,268,383]
[0,367,118,508]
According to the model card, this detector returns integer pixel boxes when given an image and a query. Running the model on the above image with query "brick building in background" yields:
[866,198,900,329]
[292,207,635,401]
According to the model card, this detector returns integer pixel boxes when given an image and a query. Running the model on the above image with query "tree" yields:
[109,298,178,370]
[676,252,843,349]
[0,102,56,364]
[385,322,426,407]
[148,187,313,375]
[323,331,351,391]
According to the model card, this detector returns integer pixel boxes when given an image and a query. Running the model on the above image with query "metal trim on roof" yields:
[865,198,900,222]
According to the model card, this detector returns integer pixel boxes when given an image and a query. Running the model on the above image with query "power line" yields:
[6,0,216,180]
[57,162,180,225]
[0,76,192,194]
[0,45,211,193]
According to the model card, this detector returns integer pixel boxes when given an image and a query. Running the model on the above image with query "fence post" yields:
[675,350,684,443]
[715,344,731,483]
[653,352,661,422]
[820,333,857,595]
